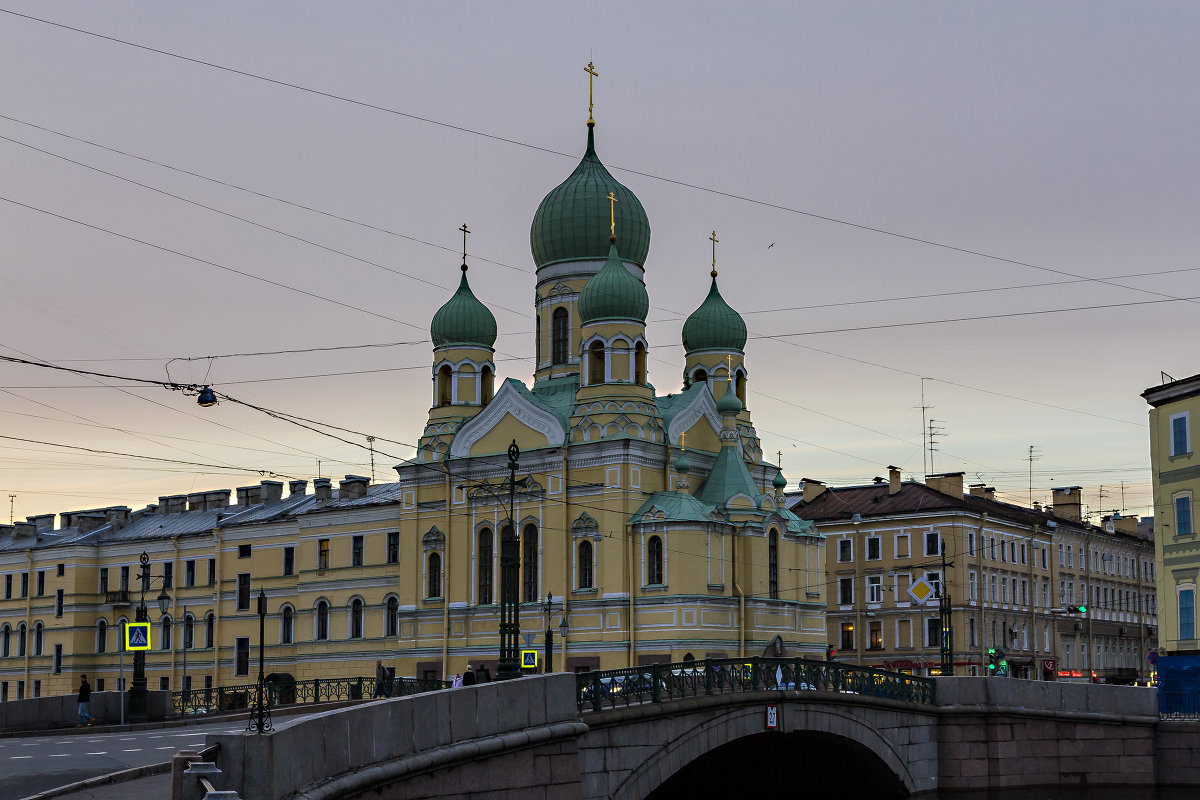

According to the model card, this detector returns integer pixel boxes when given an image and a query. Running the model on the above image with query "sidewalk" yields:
[34,773,171,800]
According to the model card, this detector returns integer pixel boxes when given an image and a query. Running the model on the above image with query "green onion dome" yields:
[716,384,743,415]
[675,449,691,474]
[682,274,747,354]
[773,471,788,490]
[430,267,497,348]
[530,125,651,270]
[578,239,649,324]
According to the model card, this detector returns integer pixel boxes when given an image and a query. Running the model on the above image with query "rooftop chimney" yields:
[28,514,54,531]
[289,480,308,497]
[314,478,332,502]
[106,507,131,530]
[801,478,826,503]
[205,490,230,510]
[1033,502,1042,513]
[159,495,187,514]
[260,480,284,504]
[339,475,369,500]
[14,521,36,538]
[925,472,965,498]
[76,513,107,535]
[888,466,901,496]
[187,493,207,512]
[236,485,263,507]
[1051,487,1083,523]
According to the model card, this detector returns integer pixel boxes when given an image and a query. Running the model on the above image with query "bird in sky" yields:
[767,243,775,249]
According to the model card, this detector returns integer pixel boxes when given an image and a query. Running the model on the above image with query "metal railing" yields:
[171,675,450,716]
[576,657,936,712]
[1160,691,1200,719]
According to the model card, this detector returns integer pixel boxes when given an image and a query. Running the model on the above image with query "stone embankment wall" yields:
[0,690,171,732]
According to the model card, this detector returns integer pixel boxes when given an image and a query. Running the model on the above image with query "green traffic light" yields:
[987,648,996,654]
[987,663,995,670]
[1078,606,1087,614]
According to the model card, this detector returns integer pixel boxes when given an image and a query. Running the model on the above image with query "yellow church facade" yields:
[0,97,825,696]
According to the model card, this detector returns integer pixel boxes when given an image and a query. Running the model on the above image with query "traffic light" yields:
[987,647,997,671]
[987,647,1007,675]
[826,645,838,661]
[1067,605,1087,615]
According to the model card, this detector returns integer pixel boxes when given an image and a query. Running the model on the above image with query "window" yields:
[926,571,942,598]
[160,616,172,650]
[120,565,130,590]
[1010,541,1016,563]
[183,615,194,650]
[524,524,540,599]
[1020,543,1027,565]
[969,616,977,647]
[1058,543,1065,566]
[587,341,605,386]
[33,680,40,698]
[1000,540,1007,562]
[54,643,62,674]
[1041,548,1048,569]
[1021,579,1028,606]
[551,307,569,365]
[869,621,883,650]
[578,540,594,590]
[350,599,364,639]
[56,563,64,577]
[97,621,108,654]
[3,574,9,599]
[316,601,330,640]
[477,529,494,603]
[1176,495,1193,536]
[185,560,195,587]
[895,534,910,558]
[205,613,215,648]
[866,536,881,561]
[925,531,940,557]
[427,553,442,598]
[990,575,997,603]
[769,530,779,599]
[238,544,251,559]
[208,558,216,586]
[926,617,941,648]
[235,637,250,676]
[838,577,854,605]
[33,622,42,655]
[352,536,364,567]
[1180,588,1196,641]
[385,597,398,637]
[968,531,976,556]
[840,622,854,650]
[1,625,8,657]
[318,539,330,570]
[18,624,26,657]
[1171,411,1190,456]
[36,571,44,596]
[1042,581,1049,608]
[898,618,911,648]
[837,539,853,563]
[647,535,664,586]
[237,573,250,610]
[159,677,170,691]
[969,571,978,601]
[283,546,295,576]
[387,532,400,564]
[281,607,293,644]
[20,573,28,598]
[55,589,64,617]
[162,563,173,589]
[867,575,882,604]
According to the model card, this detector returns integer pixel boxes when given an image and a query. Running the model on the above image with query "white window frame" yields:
[866,575,882,604]
[894,533,910,559]
[1174,491,1194,537]
[1170,411,1191,456]
[837,538,853,563]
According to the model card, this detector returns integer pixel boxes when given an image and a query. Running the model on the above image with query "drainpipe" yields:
[213,527,222,685]
[24,548,32,690]
[627,521,635,668]
[733,525,745,658]
[561,447,570,668]
[625,441,635,668]
[1029,525,1039,677]
[441,462,452,678]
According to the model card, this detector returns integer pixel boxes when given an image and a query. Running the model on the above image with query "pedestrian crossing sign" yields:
[521,650,539,669]
[125,622,151,651]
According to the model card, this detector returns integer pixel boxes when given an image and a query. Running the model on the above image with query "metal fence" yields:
[576,657,937,712]
[1160,691,1200,719]
[171,675,450,716]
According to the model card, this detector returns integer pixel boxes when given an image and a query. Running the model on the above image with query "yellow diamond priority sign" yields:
[125,622,151,651]
[908,577,935,605]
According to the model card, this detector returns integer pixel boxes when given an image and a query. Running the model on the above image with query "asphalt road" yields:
[1,719,250,799]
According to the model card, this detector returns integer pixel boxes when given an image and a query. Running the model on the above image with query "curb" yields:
[18,760,171,800]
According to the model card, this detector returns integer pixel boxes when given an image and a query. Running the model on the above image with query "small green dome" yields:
[430,268,497,348]
[530,126,651,270]
[578,239,649,324]
[773,471,788,490]
[682,275,747,353]
[675,449,691,474]
[716,384,743,415]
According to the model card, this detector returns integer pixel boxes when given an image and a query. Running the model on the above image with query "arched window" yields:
[693,368,708,386]
[536,316,542,364]
[1,624,9,658]
[33,622,43,656]
[578,540,594,590]
[552,307,569,365]
[735,370,746,404]
[428,553,442,598]
[205,613,215,648]
[160,616,172,650]
[316,601,330,641]
[648,536,664,585]
[769,529,779,599]
[478,528,494,604]
[97,620,108,654]
[436,365,453,406]
[17,623,26,657]
[522,524,539,602]
[634,342,647,385]
[281,607,294,644]
[183,614,194,650]
[350,599,364,639]
[385,597,398,637]
[481,365,494,406]
[588,341,605,386]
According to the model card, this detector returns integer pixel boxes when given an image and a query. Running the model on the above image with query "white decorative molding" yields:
[667,387,723,444]
[449,381,566,458]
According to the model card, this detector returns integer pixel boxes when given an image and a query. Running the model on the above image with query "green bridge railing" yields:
[171,674,450,716]
[576,657,936,712]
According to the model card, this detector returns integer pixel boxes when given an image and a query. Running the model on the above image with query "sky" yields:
[0,1,1197,526]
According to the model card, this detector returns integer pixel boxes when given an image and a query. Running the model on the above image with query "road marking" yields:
[49,754,70,758]
[87,752,107,755]
[10,756,32,759]
[122,748,141,752]
[156,746,174,750]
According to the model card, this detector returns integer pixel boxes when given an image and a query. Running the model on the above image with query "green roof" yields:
[430,269,497,348]
[682,276,747,353]
[530,125,651,270]
[631,491,718,524]
[578,240,649,324]
[696,440,763,508]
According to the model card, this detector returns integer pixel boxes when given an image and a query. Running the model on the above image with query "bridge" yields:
[200,659,1200,799]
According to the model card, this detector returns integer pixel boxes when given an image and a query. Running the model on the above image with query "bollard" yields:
[182,760,223,800]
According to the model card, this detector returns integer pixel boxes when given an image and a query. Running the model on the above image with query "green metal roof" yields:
[530,125,651,270]
[578,239,649,324]
[430,269,497,349]
[631,491,718,524]
[682,276,747,353]
[696,440,763,508]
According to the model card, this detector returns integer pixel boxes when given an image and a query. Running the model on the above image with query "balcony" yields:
[106,590,132,606]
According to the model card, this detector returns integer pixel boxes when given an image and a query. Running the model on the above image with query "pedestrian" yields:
[76,675,93,727]
[374,660,389,698]
[452,673,463,688]
[462,663,477,686]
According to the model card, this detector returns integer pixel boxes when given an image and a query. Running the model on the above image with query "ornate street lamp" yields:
[129,552,172,723]
[249,589,272,733]
[544,592,554,673]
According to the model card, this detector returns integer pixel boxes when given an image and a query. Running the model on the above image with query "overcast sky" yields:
[1,2,1196,525]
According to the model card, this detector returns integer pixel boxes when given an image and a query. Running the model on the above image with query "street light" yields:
[129,552,172,723]
[249,589,272,733]
[544,592,554,673]
[558,614,568,668]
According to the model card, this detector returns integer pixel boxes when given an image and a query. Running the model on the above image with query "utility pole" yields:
[367,436,377,484]
[1027,446,1041,507]
[939,541,955,676]
[7,494,13,525]
[918,379,933,478]
[927,419,945,475]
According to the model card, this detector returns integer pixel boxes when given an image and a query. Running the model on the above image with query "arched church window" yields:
[769,529,779,599]
[536,315,542,364]
[634,342,647,385]
[735,370,746,404]
[427,553,442,599]
[648,536,664,585]
[281,607,294,644]
[578,540,594,590]
[552,307,569,365]
[481,365,494,406]
[588,341,605,386]
[478,528,494,604]
[349,598,364,639]
[523,524,539,602]
[316,601,330,640]
[693,368,707,386]
[436,365,453,406]
[385,597,398,637]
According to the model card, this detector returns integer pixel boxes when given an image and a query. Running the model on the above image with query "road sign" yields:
[765,704,779,730]
[908,577,936,605]
[520,649,538,669]
[1042,658,1056,672]
[125,622,151,651]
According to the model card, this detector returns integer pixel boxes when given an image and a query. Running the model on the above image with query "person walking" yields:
[462,664,477,686]
[76,675,93,726]
[374,660,389,698]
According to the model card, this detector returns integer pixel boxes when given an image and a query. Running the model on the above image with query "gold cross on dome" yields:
[709,230,719,277]
[606,191,618,237]
[681,431,686,452]
[585,62,598,124]
[459,223,470,269]
[777,451,783,468]
[727,354,733,383]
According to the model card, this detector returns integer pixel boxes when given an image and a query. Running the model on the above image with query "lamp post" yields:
[249,589,271,733]
[558,613,568,670]
[544,592,554,673]
[129,552,171,723]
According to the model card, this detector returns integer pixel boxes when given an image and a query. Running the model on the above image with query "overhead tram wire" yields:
[0,434,299,478]
[1,8,1195,310]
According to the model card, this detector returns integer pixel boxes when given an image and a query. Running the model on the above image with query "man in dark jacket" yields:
[462,664,477,686]
[77,675,93,726]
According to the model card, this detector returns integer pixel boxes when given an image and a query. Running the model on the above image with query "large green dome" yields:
[578,239,649,324]
[682,275,747,353]
[430,268,497,348]
[530,125,651,270]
